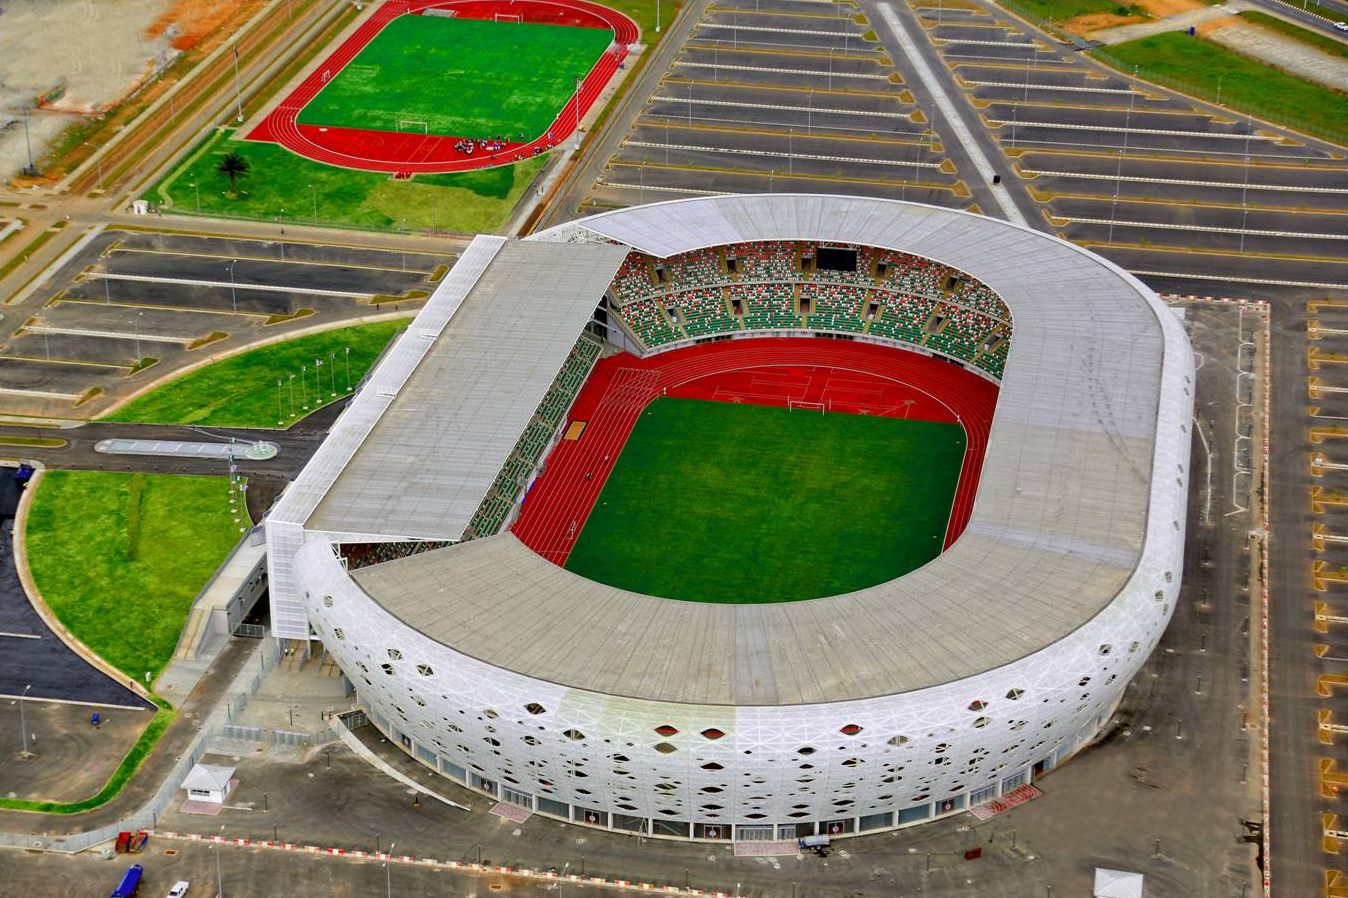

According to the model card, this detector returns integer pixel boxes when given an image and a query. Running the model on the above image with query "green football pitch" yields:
[564,398,967,604]
[296,15,613,137]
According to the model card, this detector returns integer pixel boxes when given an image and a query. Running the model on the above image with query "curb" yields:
[154,830,736,896]
[10,464,155,704]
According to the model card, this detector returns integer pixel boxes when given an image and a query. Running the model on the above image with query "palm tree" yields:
[216,151,251,194]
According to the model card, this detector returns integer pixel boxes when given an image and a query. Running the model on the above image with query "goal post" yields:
[788,399,828,415]
[493,12,524,22]
[397,119,429,134]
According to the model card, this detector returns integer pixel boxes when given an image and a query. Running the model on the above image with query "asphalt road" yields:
[0,517,150,709]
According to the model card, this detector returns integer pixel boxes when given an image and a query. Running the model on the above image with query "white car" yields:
[1334,20,1348,31]
[166,882,190,898]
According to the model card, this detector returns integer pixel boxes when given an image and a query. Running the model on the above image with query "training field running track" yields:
[246,0,638,174]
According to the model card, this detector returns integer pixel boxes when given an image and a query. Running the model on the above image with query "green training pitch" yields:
[564,398,966,603]
[24,471,248,684]
[296,15,613,137]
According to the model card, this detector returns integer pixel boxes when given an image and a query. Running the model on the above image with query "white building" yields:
[182,763,235,804]
[266,195,1193,842]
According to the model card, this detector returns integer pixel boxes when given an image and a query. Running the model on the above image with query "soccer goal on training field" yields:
[493,12,524,22]
[397,119,430,134]
[788,399,829,414]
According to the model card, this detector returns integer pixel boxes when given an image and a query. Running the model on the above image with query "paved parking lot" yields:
[0,517,150,710]
[0,231,451,419]
[579,0,970,212]
[888,0,1348,293]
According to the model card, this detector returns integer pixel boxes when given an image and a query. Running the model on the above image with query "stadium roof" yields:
[301,238,627,541]
[306,196,1192,705]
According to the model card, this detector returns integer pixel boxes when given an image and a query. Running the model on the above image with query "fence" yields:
[0,636,282,854]
[992,0,1347,145]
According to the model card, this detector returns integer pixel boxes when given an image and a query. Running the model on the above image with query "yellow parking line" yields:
[707,5,861,20]
[1030,187,1348,215]
[608,160,962,194]
[0,354,131,369]
[53,296,272,318]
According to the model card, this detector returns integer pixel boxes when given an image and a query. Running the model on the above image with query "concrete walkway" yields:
[875,3,1030,227]
[1206,18,1348,89]
[329,720,470,812]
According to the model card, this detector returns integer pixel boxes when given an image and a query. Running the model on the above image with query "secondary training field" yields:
[247,0,638,174]
[512,338,1000,599]
[563,397,965,603]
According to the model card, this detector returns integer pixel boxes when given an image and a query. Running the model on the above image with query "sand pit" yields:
[1133,0,1204,16]
[1062,12,1146,36]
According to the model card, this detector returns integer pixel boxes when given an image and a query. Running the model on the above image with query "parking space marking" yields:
[24,325,194,344]
[107,247,436,274]
[1312,322,1348,338]
[1048,216,1347,241]
[990,118,1283,140]
[698,22,860,36]
[935,38,1043,48]
[56,297,272,317]
[1312,348,1348,368]
[1314,601,1348,631]
[674,61,891,79]
[1129,270,1347,290]
[608,160,961,193]
[624,139,945,168]
[645,120,937,146]
[0,386,83,401]
[1312,523,1348,549]
[642,109,929,137]
[650,95,904,117]
[1019,168,1348,194]
[684,42,882,62]
[91,272,370,297]
[595,180,732,197]
[962,80,1140,95]
[0,354,129,369]
[667,76,899,98]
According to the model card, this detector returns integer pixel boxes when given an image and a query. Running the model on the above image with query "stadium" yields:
[266,194,1194,843]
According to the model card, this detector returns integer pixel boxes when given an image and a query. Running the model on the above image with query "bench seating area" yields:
[608,243,1012,380]
[465,335,603,538]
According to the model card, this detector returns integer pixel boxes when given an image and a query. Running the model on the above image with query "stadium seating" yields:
[733,282,800,330]
[677,288,740,337]
[466,335,603,538]
[607,242,1013,377]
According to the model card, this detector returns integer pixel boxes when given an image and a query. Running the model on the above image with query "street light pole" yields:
[385,842,396,898]
[18,684,32,754]
[655,0,661,33]
[232,44,244,123]
[227,260,238,313]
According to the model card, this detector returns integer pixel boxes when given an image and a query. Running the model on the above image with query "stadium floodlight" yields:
[656,0,661,33]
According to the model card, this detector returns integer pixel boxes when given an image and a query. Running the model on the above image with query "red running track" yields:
[245,0,638,174]
[511,338,999,567]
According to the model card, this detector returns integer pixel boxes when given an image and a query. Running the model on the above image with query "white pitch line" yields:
[1129,269,1348,290]
[1021,167,1348,194]
[1057,216,1348,240]
[699,22,858,37]
[25,325,193,344]
[674,61,890,80]
[964,79,1139,95]
[988,119,1283,140]
[91,272,369,297]
[650,95,901,117]
[624,139,943,168]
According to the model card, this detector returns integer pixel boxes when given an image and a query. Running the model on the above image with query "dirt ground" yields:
[1062,0,1205,35]
[147,0,252,52]
[0,699,149,804]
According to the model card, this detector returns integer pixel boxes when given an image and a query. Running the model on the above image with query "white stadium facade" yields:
[266,195,1194,842]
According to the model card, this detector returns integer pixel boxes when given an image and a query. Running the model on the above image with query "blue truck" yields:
[110,864,143,898]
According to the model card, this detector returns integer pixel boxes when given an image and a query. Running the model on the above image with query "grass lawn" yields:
[24,472,248,684]
[104,318,409,428]
[565,398,965,603]
[297,16,613,138]
[1098,32,1348,141]
[1001,0,1144,24]
[149,128,547,233]
[1237,10,1348,62]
